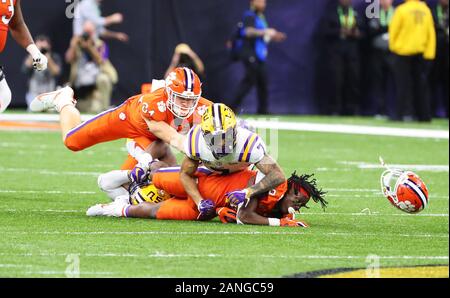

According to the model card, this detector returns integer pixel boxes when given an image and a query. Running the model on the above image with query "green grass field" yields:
[0,116,448,277]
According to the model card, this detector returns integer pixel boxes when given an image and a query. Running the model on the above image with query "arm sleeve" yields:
[424,9,437,60]
[388,8,401,53]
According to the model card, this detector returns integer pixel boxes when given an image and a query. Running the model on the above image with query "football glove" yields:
[280,217,309,228]
[33,54,48,71]
[197,199,216,221]
[216,207,237,224]
[128,166,148,184]
[225,189,249,209]
[27,44,48,71]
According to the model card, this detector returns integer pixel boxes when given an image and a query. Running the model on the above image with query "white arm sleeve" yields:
[126,140,153,169]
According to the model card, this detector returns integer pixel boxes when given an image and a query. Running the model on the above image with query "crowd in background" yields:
[21,0,449,121]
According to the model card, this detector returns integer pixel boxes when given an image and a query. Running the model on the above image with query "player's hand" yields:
[280,217,309,228]
[225,190,249,209]
[197,199,215,221]
[128,181,145,204]
[33,53,48,71]
[216,207,237,224]
[128,166,148,184]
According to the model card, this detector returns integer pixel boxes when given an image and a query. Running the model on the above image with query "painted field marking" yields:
[0,168,101,176]
[1,114,448,139]
[338,161,449,172]
[0,251,447,260]
[3,230,448,239]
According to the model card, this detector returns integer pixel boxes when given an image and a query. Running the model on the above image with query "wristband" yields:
[26,44,41,60]
[268,218,281,227]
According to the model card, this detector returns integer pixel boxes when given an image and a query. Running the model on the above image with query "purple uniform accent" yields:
[187,128,195,157]
[65,101,126,139]
[245,136,259,163]
[194,126,201,158]
[239,135,251,162]
[124,205,131,217]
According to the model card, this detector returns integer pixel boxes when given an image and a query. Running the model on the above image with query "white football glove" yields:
[26,44,48,71]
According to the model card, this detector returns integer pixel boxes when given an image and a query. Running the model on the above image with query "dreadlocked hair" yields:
[287,172,328,210]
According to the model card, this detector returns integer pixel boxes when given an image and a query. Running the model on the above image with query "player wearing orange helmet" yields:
[87,162,328,228]
[29,67,212,170]
[1,0,48,113]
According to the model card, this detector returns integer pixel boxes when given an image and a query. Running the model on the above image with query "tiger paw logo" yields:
[157,101,166,113]
[197,105,207,116]
[396,200,416,212]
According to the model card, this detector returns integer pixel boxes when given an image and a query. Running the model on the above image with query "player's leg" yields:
[28,86,81,140]
[63,102,134,151]
[0,67,12,113]
[155,197,199,220]
[151,167,189,198]
[97,170,130,201]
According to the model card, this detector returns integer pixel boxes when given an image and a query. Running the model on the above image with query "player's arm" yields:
[143,118,185,152]
[236,193,306,227]
[179,156,202,205]
[9,0,47,70]
[246,154,285,199]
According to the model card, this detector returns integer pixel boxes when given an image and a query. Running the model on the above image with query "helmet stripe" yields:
[213,103,222,131]
[183,67,193,92]
[404,180,428,209]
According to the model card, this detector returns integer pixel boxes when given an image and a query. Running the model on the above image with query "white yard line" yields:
[338,161,449,172]
[1,113,448,139]
[0,190,96,195]
[0,251,446,260]
[3,230,448,239]
[0,168,101,176]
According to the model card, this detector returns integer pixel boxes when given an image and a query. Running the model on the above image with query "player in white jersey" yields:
[179,103,286,220]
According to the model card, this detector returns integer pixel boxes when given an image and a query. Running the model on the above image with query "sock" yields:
[0,78,12,113]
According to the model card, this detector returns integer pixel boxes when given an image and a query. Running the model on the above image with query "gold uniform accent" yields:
[130,183,171,205]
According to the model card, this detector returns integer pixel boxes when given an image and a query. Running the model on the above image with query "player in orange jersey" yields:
[87,162,328,228]
[1,0,48,113]
[29,67,213,171]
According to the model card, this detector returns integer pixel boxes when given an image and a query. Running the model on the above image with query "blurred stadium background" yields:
[1,0,447,116]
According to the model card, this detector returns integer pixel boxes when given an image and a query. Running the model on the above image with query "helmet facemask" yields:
[166,88,201,119]
[380,169,412,203]
[203,127,237,158]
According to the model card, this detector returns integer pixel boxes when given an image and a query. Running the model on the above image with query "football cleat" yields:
[165,67,202,119]
[86,198,129,217]
[29,86,76,113]
[380,167,429,214]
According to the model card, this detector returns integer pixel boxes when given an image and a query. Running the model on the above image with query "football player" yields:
[87,164,328,228]
[1,0,48,113]
[179,103,286,220]
[29,67,212,173]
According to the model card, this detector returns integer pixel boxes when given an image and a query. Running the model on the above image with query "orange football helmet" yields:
[380,169,429,213]
[165,67,202,119]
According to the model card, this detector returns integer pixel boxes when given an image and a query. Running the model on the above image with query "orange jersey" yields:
[152,167,288,219]
[64,88,212,152]
[125,88,212,141]
[0,0,16,53]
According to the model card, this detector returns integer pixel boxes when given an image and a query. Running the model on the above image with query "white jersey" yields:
[184,126,266,174]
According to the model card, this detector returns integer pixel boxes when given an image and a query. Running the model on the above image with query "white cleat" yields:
[29,86,76,113]
[86,200,129,217]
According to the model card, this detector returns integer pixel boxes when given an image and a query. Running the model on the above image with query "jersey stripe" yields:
[245,135,260,162]
[240,133,258,162]
[190,125,201,158]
